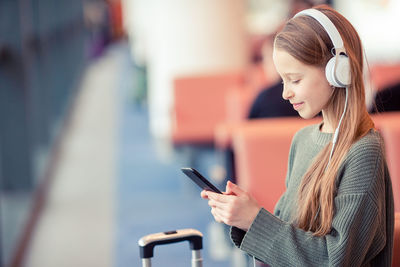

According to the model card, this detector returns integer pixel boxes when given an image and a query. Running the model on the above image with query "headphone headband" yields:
[294,9,345,54]
[294,8,351,87]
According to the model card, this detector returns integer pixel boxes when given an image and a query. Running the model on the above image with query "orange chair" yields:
[171,72,245,145]
[372,112,400,212]
[231,117,319,212]
[370,63,400,92]
[215,120,248,150]
[224,84,259,123]
[393,212,400,267]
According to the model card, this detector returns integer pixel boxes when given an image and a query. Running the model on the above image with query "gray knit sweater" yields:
[231,124,394,266]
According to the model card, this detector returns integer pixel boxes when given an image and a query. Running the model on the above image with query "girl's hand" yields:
[201,181,261,231]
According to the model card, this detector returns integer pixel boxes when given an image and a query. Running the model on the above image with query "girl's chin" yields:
[298,110,318,120]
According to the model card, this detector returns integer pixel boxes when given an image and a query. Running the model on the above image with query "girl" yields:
[201,5,394,266]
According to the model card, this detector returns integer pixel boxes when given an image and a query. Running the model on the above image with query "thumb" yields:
[225,181,245,195]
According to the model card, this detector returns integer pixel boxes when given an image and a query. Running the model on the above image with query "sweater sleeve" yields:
[232,137,388,266]
[241,194,383,266]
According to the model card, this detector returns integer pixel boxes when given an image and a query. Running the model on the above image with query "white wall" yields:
[123,0,249,140]
[335,0,400,63]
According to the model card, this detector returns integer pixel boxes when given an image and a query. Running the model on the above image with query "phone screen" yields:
[181,167,222,194]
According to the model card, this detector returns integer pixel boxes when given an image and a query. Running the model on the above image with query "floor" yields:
[23,41,249,267]
[23,42,118,267]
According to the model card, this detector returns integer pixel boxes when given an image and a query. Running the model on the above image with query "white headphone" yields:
[294,8,351,167]
[294,9,351,88]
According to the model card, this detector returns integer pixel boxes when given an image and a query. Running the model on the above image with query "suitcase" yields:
[138,228,203,267]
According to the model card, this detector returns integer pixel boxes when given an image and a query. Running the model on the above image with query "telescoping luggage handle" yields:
[138,228,203,267]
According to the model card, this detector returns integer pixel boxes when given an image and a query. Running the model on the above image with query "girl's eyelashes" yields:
[292,79,301,84]
[281,79,301,84]
[282,79,300,85]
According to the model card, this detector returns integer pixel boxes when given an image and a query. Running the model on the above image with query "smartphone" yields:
[181,167,222,194]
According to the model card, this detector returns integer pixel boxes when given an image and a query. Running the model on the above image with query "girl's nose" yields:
[282,84,294,100]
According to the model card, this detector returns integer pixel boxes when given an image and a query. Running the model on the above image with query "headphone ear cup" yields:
[325,57,338,87]
[325,55,351,87]
[335,55,351,87]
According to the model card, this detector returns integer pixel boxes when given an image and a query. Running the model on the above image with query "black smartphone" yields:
[181,167,222,194]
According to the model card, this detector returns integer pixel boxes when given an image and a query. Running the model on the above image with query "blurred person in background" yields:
[83,0,112,58]
[372,82,400,113]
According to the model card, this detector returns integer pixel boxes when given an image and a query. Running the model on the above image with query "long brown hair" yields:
[274,5,375,236]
